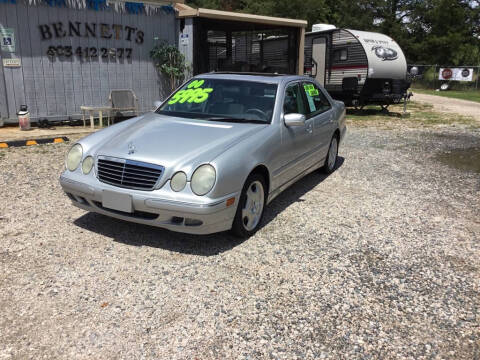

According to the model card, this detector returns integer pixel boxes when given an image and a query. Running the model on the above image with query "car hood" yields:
[96,113,267,176]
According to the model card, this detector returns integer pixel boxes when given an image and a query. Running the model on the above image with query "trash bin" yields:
[18,105,31,131]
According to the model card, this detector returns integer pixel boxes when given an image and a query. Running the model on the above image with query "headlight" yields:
[66,144,83,171]
[82,156,94,174]
[191,164,216,196]
[170,171,187,192]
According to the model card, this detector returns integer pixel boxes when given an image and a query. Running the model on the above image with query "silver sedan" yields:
[60,73,346,237]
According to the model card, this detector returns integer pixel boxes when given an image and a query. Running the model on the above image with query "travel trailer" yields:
[304,26,411,108]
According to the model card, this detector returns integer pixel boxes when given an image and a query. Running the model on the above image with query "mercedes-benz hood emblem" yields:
[128,142,136,155]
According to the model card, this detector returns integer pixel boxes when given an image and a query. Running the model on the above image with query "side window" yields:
[302,82,331,116]
[283,83,307,115]
[333,48,348,61]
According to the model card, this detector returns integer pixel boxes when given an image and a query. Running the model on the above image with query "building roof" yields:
[113,0,184,6]
[176,5,307,28]
[195,72,309,84]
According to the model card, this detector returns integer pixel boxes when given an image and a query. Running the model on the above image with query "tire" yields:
[322,134,339,174]
[231,173,267,238]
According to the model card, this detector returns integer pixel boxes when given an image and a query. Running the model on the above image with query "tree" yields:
[188,0,330,28]
[408,0,480,64]
[150,42,189,91]
[185,0,480,65]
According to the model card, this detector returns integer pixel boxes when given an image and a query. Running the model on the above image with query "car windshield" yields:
[157,78,278,124]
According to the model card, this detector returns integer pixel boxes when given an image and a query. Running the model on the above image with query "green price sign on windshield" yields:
[168,79,214,105]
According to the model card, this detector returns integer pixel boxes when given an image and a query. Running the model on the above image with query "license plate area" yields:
[102,190,132,213]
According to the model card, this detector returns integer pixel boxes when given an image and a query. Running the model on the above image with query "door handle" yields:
[306,124,313,133]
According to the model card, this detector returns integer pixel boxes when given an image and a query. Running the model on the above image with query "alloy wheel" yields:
[241,180,265,231]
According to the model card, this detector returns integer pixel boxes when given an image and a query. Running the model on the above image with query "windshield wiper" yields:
[205,117,267,124]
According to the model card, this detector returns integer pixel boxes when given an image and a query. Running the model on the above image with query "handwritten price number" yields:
[168,80,214,105]
[304,84,319,96]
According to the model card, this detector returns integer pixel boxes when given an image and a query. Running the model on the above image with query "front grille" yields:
[97,157,164,191]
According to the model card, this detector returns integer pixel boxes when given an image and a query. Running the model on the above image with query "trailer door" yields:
[312,37,327,86]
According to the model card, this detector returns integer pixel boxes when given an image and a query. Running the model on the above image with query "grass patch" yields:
[412,87,480,103]
[347,101,478,129]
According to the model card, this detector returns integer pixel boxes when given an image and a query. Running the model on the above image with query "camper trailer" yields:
[304,26,410,108]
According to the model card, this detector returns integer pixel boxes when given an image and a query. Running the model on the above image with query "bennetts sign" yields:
[39,22,144,44]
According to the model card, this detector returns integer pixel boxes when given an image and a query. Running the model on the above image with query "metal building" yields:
[0,0,180,124]
[0,1,307,124]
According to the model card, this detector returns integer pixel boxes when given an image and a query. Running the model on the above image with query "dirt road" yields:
[413,92,480,121]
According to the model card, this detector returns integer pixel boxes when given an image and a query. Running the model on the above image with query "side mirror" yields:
[154,101,162,109]
[284,113,306,127]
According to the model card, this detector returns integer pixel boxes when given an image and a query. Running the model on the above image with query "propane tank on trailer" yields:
[17,105,31,131]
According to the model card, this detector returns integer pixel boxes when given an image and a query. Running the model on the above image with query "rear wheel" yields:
[322,135,339,174]
[231,173,266,238]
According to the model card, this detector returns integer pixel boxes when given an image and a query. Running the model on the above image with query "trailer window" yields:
[302,82,331,116]
[334,49,348,61]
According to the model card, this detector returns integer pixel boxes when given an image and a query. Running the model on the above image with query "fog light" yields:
[171,216,184,224]
[185,218,203,226]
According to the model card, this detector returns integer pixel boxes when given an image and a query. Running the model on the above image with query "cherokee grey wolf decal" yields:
[371,46,398,61]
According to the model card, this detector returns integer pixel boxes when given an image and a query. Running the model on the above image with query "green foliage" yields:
[186,0,480,66]
[150,41,189,91]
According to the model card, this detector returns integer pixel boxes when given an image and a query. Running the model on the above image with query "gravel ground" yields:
[0,123,479,359]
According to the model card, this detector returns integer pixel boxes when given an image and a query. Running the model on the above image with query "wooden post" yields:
[297,27,305,75]
[475,66,479,90]
[226,31,232,66]
[90,110,94,129]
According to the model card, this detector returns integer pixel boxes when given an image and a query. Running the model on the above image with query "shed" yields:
[176,5,307,76]
[0,0,183,124]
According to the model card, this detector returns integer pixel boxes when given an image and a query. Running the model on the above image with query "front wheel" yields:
[231,174,266,238]
[322,135,338,174]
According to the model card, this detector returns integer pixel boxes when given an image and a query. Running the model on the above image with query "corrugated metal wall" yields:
[0,2,176,123]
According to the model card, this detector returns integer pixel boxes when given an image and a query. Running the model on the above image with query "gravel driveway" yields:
[0,124,479,359]
[413,92,480,121]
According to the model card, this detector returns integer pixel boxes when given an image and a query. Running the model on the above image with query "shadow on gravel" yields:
[347,108,404,118]
[73,157,344,256]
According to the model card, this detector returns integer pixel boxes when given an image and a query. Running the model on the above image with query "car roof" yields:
[196,72,310,84]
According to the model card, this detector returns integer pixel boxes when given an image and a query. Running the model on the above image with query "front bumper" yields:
[59,173,239,235]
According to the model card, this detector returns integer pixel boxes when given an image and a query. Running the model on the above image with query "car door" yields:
[275,81,316,185]
[301,81,336,164]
